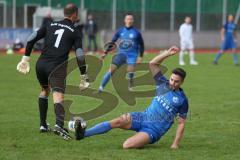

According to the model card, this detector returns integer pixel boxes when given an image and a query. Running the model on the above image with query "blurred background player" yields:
[99,13,144,92]
[34,12,53,51]
[213,14,238,66]
[72,46,189,149]
[16,3,89,140]
[13,38,24,52]
[85,14,98,54]
[74,18,85,49]
[179,16,198,66]
[6,38,24,54]
[41,11,53,28]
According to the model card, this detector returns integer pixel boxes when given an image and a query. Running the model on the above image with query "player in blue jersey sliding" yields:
[71,46,189,149]
[213,14,238,66]
[99,13,144,91]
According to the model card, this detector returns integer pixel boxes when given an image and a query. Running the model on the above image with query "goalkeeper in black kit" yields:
[16,3,89,140]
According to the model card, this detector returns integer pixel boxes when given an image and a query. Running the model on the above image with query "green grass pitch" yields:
[0,52,239,160]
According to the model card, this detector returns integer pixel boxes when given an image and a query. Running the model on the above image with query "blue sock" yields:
[128,72,134,80]
[214,51,223,62]
[233,53,238,64]
[84,122,112,137]
[100,72,111,88]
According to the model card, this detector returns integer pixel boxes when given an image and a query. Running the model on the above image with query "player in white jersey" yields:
[179,16,198,66]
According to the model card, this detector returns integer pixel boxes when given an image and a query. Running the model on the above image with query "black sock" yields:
[77,57,86,75]
[39,97,48,127]
[54,103,65,128]
[80,65,87,75]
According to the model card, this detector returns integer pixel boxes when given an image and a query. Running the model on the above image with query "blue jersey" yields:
[220,22,237,50]
[223,22,236,40]
[112,26,144,56]
[144,71,189,124]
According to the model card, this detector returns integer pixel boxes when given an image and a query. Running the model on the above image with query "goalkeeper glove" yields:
[16,56,30,74]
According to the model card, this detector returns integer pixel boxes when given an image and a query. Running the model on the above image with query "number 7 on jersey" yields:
[54,29,65,48]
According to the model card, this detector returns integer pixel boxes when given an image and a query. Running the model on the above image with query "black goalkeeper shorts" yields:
[36,58,67,93]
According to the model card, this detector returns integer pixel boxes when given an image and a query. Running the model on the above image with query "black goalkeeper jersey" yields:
[25,18,82,63]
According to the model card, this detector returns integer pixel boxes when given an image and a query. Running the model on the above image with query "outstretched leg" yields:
[78,113,151,149]
[84,113,132,137]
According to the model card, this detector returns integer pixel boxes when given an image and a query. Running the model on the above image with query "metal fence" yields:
[0,0,240,31]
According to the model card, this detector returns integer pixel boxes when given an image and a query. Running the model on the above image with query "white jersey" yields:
[179,23,194,50]
[179,23,193,41]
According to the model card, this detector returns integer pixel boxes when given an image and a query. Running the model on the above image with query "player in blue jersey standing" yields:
[213,14,238,66]
[71,46,189,149]
[99,13,144,91]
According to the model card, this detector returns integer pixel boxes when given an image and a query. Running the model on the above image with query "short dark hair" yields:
[125,13,133,17]
[172,68,186,80]
[64,3,78,17]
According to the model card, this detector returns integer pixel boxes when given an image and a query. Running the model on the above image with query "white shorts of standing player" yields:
[179,40,198,66]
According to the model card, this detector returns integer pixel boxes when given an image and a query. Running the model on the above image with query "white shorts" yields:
[180,40,194,50]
